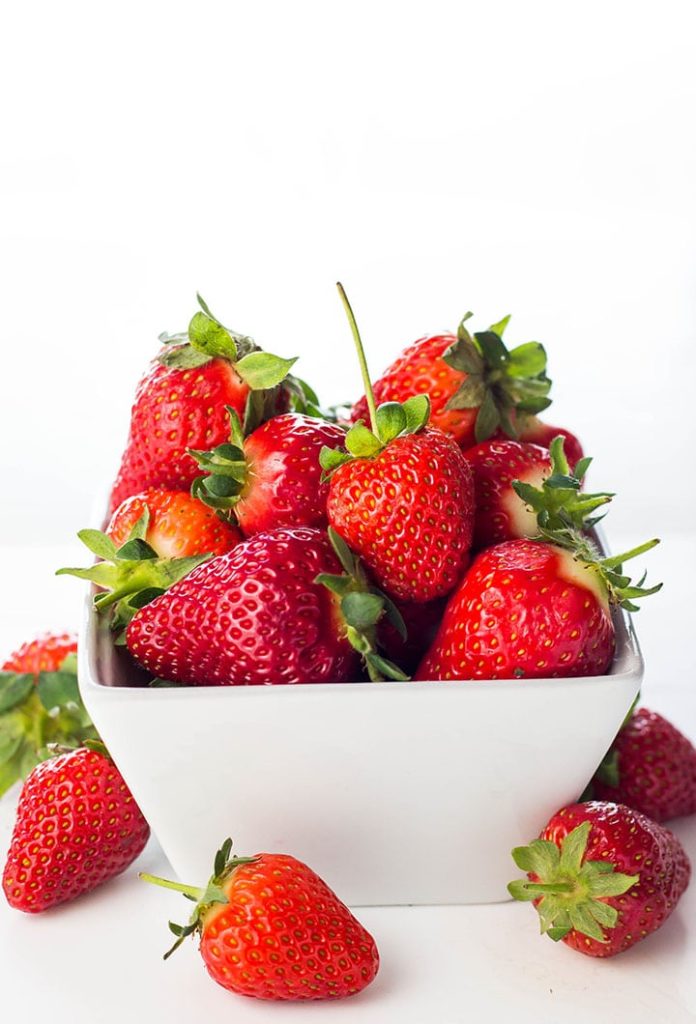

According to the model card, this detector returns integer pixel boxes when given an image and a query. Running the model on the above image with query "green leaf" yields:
[507,341,547,378]
[474,389,501,442]
[188,311,238,362]
[0,727,23,764]
[489,314,511,337]
[0,673,34,713]
[507,879,539,902]
[345,422,382,458]
[475,330,508,368]
[77,529,118,561]
[37,671,81,711]
[446,378,486,411]
[157,345,212,370]
[365,652,410,682]
[127,509,151,543]
[319,447,352,474]
[443,337,484,375]
[587,899,618,928]
[116,538,159,561]
[402,394,430,433]
[327,527,357,576]
[585,870,639,898]
[315,573,353,597]
[457,312,475,343]
[375,402,407,444]
[558,822,591,876]
[341,592,385,631]
[511,838,560,879]
[234,352,298,390]
[0,752,23,798]
[567,904,607,942]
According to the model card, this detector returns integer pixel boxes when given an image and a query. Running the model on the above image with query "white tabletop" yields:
[2,538,695,1024]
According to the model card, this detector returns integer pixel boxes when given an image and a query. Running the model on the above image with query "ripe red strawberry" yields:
[107,488,242,557]
[351,312,552,450]
[2,744,150,913]
[141,838,379,1001]
[516,415,584,470]
[323,285,474,603]
[126,526,408,685]
[109,295,298,513]
[509,801,691,957]
[2,632,77,675]
[463,435,610,549]
[189,411,346,535]
[416,534,660,681]
[591,709,696,822]
[1,634,98,797]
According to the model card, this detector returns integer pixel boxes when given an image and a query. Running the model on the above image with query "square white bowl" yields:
[77,526,642,906]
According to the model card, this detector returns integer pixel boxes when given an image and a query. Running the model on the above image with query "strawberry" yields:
[0,634,98,797]
[109,295,299,513]
[509,801,691,957]
[590,709,696,822]
[378,597,446,675]
[351,312,552,449]
[107,488,242,557]
[415,534,660,680]
[322,285,475,603]
[140,838,379,1001]
[2,744,150,912]
[126,526,409,685]
[189,410,346,535]
[515,415,584,470]
[463,435,611,549]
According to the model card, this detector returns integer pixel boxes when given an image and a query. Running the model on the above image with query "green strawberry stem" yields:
[139,873,204,901]
[336,282,378,433]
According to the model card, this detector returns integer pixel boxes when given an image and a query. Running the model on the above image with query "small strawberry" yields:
[109,295,299,512]
[463,435,611,549]
[590,709,696,822]
[2,743,150,912]
[323,285,475,603]
[509,801,691,957]
[140,838,379,1001]
[0,634,97,797]
[189,410,346,535]
[351,312,552,449]
[416,533,660,681]
[107,488,242,557]
[126,526,409,685]
[515,415,584,470]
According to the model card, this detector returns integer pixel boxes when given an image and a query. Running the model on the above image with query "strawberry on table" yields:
[109,294,299,512]
[189,410,346,535]
[0,633,98,797]
[591,708,696,822]
[107,488,242,557]
[2,743,150,912]
[508,801,691,957]
[463,435,611,549]
[323,285,475,603]
[126,526,409,685]
[351,311,553,449]
[140,838,379,1001]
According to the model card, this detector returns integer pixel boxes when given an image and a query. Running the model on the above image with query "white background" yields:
[2,3,696,1022]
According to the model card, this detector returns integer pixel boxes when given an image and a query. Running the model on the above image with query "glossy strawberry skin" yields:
[538,802,691,957]
[236,414,346,535]
[199,853,379,1000]
[516,416,584,470]
[462,439,551,549]
[109,349,288,513]
[326,428,474,603]
[351,334,479,447]
[107,488,242,558]
[2,747,150,913]
[415,539,614,680]
[126,527,360,686]
[593,709,696,822]
[2,632,77,675]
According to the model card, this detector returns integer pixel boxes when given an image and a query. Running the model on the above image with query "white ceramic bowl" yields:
[77,529,642,906]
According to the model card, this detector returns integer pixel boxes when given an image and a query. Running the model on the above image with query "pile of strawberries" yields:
[1,286,695,1002]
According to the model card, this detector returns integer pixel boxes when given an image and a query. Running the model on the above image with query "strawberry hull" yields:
[78,518,643,905]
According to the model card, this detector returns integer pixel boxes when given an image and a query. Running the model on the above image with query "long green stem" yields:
[336,282,378,433]
[602,537,660,569]
[139,872,203,900]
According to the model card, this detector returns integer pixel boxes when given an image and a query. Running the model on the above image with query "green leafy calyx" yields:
[0,650,98,798]
[508,821,639,943]
[316,528,410,682]
[189,406,248,520]
[443,312,552,442]
[57,510,210,634]
[139,837,258,959]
